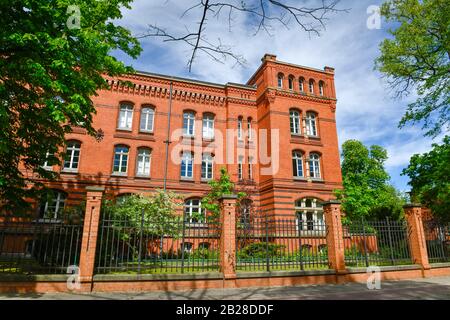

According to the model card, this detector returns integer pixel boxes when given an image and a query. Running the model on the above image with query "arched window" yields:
[277,73,284,88]
[247,117,253,141]
[136,148,151,176]
[39,189,67,220]
[240,199,253,226]
[237,116,243,140]
[202,113,214,139]
[113,145,129,174]
[181,152,193,178]
[118,103,133,130]
[238,155,244,180]
[290,109,301,135]
[248,156,254,180]
[184,198,205,224]
[309,153,321,179]
[295,198,324,231]
[308,79,315,94]
[183,111,195,136]
[140,106,155,132]
[292,151,304,178]
[201,153,213,180]
[305,111,318,136]
[318,81,325,96]
[288,76,294,90]
[63,140,81,171]
[299,77,305,92]
[198,242,210,249]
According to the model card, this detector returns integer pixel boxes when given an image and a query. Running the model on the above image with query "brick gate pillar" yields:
[404,204,430,271]
[323,200,346,274]
[219,195,238,281]
[78,186,104,291]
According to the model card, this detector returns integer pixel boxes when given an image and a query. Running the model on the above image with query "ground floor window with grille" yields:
[39,190,67,220]
[295,198,324,231]
[184,199,206,224]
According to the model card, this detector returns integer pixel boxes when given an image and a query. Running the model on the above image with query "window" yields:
[183,111,195,136]
[181,242,193,253]
[309,79,314,94]
[42,151,53,170]
[248,156,253,180]
[136,148,151,176]
[237,116,243,140]
[201,153,213,180]
[292,151,304,178]
[299,77,305,92]
[202,113,214,139]
[309,153,321,179]
[198,242,210,249]
[305,112,318,136]
[277,73,284,88]
[118,104,133,130]
[240,199,252,227]
[319,81,324,96]
[63,141,81,171]
[39,190,67,220]
[116,193,132,204]
[184,199,205,224]
[140,107,155,132]
[247,117,253,141]
[295,198,324,231]
[238,156,244,180]
[113,145,129,174]
[290,109,301,135]
[181,152,193,178]
[288,76,294,90]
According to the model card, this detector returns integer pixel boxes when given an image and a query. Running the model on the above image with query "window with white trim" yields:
[277,74,284,88]
[63,141,81,171]
[309,80,314,94]
[292,151,304,178]
[140,107,155,132]
[183,111,195,136]
[201,153,213,180]
[305,112,318,136]
[184,199,205,224]
[237,117,243,140]
[136,148,151,176]
[290,109,301,135]
[248,156,253,180]
[42,151,53,170]
[247,118,253,141]
[113,145,129,174]
[202,114,214,139]
[319,81,324,96]
[238,156,244,180]
[299,78,305,92]
[181,152,193,178]
[295,198,324,231]
[288,76,294,90]
[309,153,321,179]
[39,190,67,220]
[118,104,133,130]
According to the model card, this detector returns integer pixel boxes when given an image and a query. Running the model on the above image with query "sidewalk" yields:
[1,276,450,300]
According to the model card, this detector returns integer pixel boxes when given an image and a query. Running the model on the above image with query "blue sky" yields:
[113,0,442,191]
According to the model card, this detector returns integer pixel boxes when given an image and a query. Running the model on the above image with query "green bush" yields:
[238,242,285,259]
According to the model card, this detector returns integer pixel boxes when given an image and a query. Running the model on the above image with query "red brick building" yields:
[33,54,342,225]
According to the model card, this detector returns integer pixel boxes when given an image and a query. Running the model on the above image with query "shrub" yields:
[238,242,285,259]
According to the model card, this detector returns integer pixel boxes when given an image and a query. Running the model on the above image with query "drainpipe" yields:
[163,81,173,191]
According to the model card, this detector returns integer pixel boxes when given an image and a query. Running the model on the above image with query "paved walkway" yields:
[1,276,450,300]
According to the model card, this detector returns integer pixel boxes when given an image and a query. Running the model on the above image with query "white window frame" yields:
[237,117,243,140]
[292,151,304,178]
[238,156,244,180]
[306,112,318,136]
[184,199,205,224]
[202,114,215,139]
[40,190,66,220]
[319,82,324,96]
[299,78,304,92]
[248,156,253,180]
[277,74,283,88]
[140,107,155,132]
[42,151,53,170]
[309,80,314,94]
[118,104,133,130]
[136,148,151,176]
[247,118,253,141]
[309,153,321,179]
[63,141,81,172]
[181,152,193,179]
[113,145,129,174]
[201,153,214,180]
[290,110,301,135]
[183,111,195,136]
[295,198,324,231]
[288,77,294,90]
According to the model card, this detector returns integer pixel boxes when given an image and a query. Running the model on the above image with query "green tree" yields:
[402,136,450,222]
[201,167,246,221]
[375,0,450,137]
[0,0,141,212]
[335,140,405,220]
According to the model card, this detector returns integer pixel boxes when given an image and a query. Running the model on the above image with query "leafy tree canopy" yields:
[402,136,450,222]
[0,0,141,212]
[375,0,450,137]
[335,140,405,220]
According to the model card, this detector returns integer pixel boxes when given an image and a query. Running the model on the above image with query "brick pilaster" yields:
[219,195,238,280]
[78,186,104,290]
[323,200,346,273]
[404,204,430,270]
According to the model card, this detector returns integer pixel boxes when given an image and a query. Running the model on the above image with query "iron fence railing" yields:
[0,215,83,274]
[343,217,413,267]
[95,209,221,274]
[423,220,450,263]
[236,212,329,271]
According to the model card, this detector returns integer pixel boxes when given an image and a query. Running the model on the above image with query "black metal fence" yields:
[423,220,450,263]
[95,208,221,274]
[343,218,412,267]
[0,215,84,274]
[236,212,329,271]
